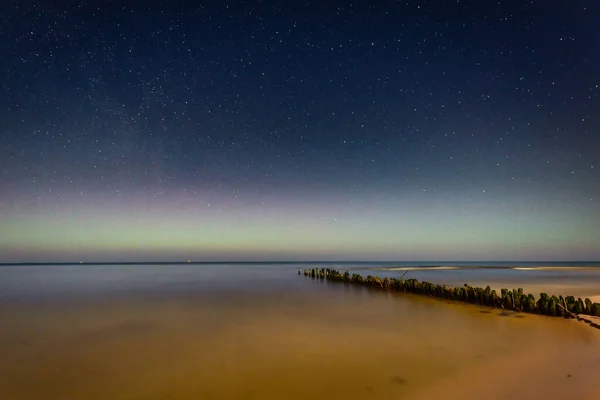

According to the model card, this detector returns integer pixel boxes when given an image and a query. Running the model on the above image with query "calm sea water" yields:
[1,261,600,301]
[1,261,600,399]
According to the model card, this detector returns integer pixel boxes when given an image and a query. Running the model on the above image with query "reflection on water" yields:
[1,264,599,399]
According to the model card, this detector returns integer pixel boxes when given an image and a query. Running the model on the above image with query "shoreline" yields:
[300,268,600,329]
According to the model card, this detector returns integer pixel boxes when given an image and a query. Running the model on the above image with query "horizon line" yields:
[1,260,600,267]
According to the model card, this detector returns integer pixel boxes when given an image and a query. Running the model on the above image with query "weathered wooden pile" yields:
[299,268,600,329]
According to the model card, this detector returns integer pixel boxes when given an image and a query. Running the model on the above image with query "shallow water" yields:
[1,263,600,399]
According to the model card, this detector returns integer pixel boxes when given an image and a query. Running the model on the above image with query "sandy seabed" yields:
[1,286,599,400]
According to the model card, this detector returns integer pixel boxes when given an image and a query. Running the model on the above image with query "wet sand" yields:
[1,281,599,400]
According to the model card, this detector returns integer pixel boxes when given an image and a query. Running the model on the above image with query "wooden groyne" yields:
[298,268,600,329]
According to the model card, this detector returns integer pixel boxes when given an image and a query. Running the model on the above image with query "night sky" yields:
[1,1,599,263]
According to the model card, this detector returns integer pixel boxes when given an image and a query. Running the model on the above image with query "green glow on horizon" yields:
[1,195,598,262]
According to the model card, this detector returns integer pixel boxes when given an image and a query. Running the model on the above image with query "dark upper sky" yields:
[0,0,599,262]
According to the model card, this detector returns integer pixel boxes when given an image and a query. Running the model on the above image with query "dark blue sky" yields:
[1,0,599,262]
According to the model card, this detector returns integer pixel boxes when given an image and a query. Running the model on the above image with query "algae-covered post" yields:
[298,268,600,330]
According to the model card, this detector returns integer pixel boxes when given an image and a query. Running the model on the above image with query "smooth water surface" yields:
[1,262,600,399]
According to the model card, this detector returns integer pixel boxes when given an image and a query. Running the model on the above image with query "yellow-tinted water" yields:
[1,283,599,400]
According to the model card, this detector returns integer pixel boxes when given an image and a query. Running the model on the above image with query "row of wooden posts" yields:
[299,268,600,329]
